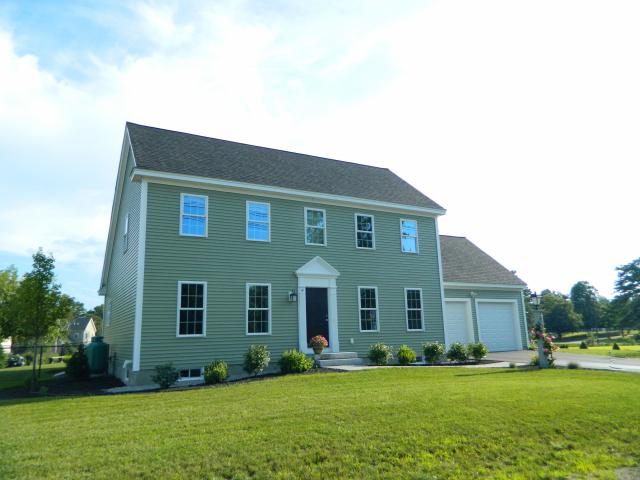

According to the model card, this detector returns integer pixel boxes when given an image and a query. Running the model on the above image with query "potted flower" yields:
[309,335,328,355]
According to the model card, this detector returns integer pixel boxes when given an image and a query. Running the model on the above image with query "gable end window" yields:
[405,288,424,331]
[246,201,270,241]
[123,212,129,252]
[355,213,375,249]
[247,283,271,335]
[180,193,208,237]
[177,281,206,336]
[358,286,379,332]
[400,219,418,253]
[304,208,326,246]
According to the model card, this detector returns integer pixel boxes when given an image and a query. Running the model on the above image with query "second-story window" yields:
[123,212,129,252]
[246,201,270,242]
[305,207,326,246]
[180,194,208,237]
[400,219,418,253]
[355,213,375,249]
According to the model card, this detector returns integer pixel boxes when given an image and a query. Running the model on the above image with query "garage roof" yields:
[440,235,526,286]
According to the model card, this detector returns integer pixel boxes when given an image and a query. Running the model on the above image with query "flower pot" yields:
[312,347,324,355]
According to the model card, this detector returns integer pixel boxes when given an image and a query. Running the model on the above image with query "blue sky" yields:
[1,0,639,308]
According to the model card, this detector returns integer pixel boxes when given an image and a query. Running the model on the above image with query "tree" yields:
[86,304,103,334]
[0,266,19,339]
[612,257,640,334]
[8,250,71,391]
[522,288,535,329]
[47,295,85,344]
[541,291,583,339]
[570,281,602,330]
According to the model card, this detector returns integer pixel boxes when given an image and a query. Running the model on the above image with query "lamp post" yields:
[531,292,549,368]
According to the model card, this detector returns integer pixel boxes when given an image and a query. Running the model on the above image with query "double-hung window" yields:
[405,288,424,331]
[358,286,379,332]
[304,208,326,246]
[180,193,208,237]
[177,282,206,336]
[246,201,270,241]
[247,283,271,334]
[355,214,375,249]
[400,219,418,253]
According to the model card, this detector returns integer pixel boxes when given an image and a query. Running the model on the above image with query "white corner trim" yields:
[132,180,148,371]
[520,290,530,347]
[434,219,448,346]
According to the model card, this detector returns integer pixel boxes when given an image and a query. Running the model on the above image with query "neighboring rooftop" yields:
[126,122,444,211]
[68,317,93,334]
[440,235,526,286]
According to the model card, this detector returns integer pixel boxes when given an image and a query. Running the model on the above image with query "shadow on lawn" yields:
[453,367,541,377]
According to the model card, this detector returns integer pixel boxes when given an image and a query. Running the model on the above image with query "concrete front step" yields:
[317,357,365,367]
[319,351,358,360]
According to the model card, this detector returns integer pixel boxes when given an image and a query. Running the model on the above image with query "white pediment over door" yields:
[295,256,340,278]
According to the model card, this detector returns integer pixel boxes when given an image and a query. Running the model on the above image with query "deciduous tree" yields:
[542,291,582,339]
[570,281,602,330]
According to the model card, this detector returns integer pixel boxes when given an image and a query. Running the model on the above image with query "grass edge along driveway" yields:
[1,368,639,479]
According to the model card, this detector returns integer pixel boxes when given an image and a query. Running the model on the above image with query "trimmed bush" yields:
[204,360,229,384]
[446,342,469,362]
[467,342,488,362]
[397,345,416,365]
[151,363,179,388]
[579,341,588,349]
[279,350,314,373]
[423,342,445,364]
[559,344,569,349]
[567,361,580,369]
[65,344,90,380]
[244,345,271,375]
[368,343,393,366]
[612,343,621,350]
[509,362,516,368]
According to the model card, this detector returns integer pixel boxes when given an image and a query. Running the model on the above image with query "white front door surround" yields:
[296,256,340,354]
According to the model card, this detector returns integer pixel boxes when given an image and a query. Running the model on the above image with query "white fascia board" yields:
[131,168,447,217]
[444,282,527,290]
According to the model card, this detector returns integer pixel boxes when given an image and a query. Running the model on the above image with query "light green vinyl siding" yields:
[140,183,444,371]
[102,148,139,375]
[444,287,528,348]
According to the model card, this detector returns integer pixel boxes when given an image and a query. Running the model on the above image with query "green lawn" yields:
[1,368,639,479]
[0,363,64,390]
[559,345,640,358]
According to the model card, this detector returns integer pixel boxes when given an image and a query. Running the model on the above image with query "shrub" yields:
[368,343,393,366]
[62,354,72,363]
[0,351,6,369]
[397,345,416,365]
[422,342,445,364]
[635,333,640,342]
[467,342,488,362]
[447,342,469,362]
[579,341,588,349]
[244,345,270,375]
[559,344,569,349]
[279,350,314,373]
[530,355,539,366]
[204,360,229,384]
[509,362,516,368]
[612,343,621,350]
[151,363,179,388]
[65,344,90,380]
[24,352,33,366]
[567,361,580,369]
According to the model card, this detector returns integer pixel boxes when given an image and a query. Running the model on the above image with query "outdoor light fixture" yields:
[469,291,478,298]
[288,290,298,303]
[531,292,540,307]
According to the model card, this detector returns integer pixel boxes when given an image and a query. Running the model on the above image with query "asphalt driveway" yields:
[487,350,640,373]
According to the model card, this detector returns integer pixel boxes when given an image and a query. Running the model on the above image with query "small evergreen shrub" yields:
[559,344,569,349]
[368,343,393,366]
[204,360,229,384]
[467,342,488,362]
[244,345,271,375]
[579,341,588,349]
[151,363,179,388]
[24,352,33,366]
[65,344,90,380]
[279,350,314,373]
[567,361,580,369]
[530,355,540,366]
[422,342,445,364]
[446,342,469,362]
[612,343,621,350]
[509,362,517,368]
[397,345,416,365]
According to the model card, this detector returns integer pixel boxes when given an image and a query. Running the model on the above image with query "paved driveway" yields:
[487,350,640,373]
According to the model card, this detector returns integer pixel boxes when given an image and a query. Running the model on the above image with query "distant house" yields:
[68,317,97,344]
[1,337,11,354]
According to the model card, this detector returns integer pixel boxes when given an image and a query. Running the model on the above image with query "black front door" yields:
[306,287,329,347]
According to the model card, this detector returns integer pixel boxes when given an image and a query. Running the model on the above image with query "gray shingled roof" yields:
[440,235,526,286]
[126,123,444,211]
[68,317,92,334]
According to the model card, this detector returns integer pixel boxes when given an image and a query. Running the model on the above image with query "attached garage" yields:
[476,300,523,352]
[444,300,473,345]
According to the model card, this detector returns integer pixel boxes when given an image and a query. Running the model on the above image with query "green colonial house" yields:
[100,123,528,385]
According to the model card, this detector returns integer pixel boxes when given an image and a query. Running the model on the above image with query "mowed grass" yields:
[559,344,640,358]
[0,363,64,390]
[1,368,639,480]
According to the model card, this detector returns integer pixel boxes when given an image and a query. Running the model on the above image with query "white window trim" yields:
[404,287,425,332]
[123,212,129,252]
[176,281,207,338]
[177,367,204,382]
[354,213,376,250]
[246,200,271,242]
[246,283,272,335]
[304,207,327,246]
[179,193,208,237]
[400,218,419,254]
[104,298,112,327]
[357,286,380,333]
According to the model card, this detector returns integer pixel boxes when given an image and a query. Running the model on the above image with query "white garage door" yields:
[477,301,521,352]
[445,300,473,345]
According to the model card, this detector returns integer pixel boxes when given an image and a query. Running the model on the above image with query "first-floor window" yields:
[179,368,203,380]
[247,283,271,334]
[177,282,206,336]
[405,288,423,331]
[358,286,379,331]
